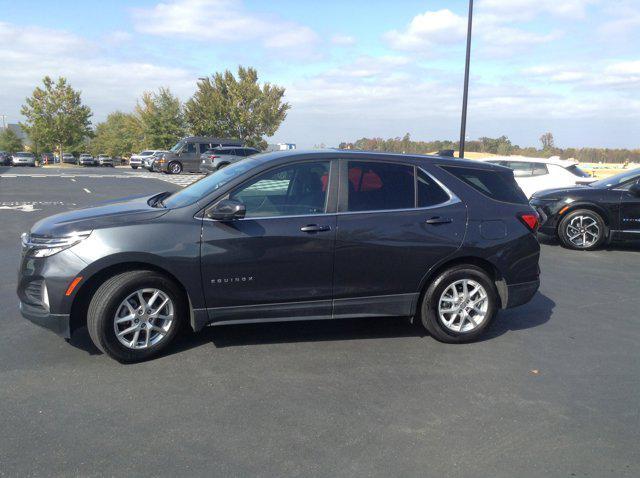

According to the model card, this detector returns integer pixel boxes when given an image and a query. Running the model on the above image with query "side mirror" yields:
[629,181,640,197]
[206,199,246,221]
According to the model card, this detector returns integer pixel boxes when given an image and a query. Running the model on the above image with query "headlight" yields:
[21,231,91,258]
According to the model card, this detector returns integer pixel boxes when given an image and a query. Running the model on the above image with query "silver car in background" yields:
[143,150,169,171]
[78,154,96,166]
[96,154,114,167]
[11,152,37,167]
[199,146,261,174]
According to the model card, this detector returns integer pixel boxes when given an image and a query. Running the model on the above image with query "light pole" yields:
[459,0,473,159]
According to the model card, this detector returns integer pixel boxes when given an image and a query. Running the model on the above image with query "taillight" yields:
[518,212,539,232]
[208,155,219,160]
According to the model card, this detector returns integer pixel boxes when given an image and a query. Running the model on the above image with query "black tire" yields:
[420,265,498,343]
[87,271,185,363]
[131,165,138,170]
[557,209,605,250]
[168,161,183,174]
[216,163,229,170]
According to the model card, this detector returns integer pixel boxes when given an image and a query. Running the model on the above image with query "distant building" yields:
[5,123,28,142]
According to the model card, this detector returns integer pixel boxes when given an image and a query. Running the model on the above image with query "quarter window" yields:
[347,161,414,212]
[230,161,330,218]
[417,169,450,207]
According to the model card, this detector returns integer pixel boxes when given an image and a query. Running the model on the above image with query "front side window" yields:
[230,161,330,218]
[184,143,197,154]
[347,161,414,212]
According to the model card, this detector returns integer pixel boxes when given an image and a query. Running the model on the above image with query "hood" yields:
[30,193,169,237]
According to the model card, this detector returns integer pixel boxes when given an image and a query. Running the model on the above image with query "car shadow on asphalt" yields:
[67,292,555,359]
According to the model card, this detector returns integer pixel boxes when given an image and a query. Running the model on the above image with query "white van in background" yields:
[476,156,596,197]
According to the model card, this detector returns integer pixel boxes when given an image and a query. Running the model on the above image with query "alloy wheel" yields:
[113,288,174,350]
[438,279,489,333]
[566,215,600,248]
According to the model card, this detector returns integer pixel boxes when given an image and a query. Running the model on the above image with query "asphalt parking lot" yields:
[1,166,639,477]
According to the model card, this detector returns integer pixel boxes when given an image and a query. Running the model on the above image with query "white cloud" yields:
[384,10,466,51]
[523,61,640,90]
[0,22,195,124]
[132,0,320,56]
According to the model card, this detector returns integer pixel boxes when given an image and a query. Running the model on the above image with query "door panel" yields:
[333,161,467,317]
[618,187,640,239]
[200,159,337,323]
[334,204,466,300]
[200,216,336,315]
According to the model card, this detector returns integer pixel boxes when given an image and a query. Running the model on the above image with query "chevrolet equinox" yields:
[18,150,540,362]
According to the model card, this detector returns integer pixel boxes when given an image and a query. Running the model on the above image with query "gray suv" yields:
[154,136,242,174]
[199,146,261,174]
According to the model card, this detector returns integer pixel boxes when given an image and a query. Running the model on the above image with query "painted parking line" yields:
[83,188,91,194]
[0,171,205,188]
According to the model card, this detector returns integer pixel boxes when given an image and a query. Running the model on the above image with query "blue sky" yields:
[1,0,639,148]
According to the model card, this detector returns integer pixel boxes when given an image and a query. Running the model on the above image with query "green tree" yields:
[0,128,24,153]
[20,76,93,158]
[135,87,186,149]
[185,66,290,149]
[90,111,142,157]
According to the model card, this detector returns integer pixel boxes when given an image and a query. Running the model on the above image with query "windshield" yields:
[163,156,263,208]
[590,168,640,188]
[15,153,32,157]
[565,164,590,178]
[170,141,185,153]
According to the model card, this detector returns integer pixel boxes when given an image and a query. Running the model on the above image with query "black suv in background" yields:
[18,151,540,362]
[154,136,243,174]
[531,167,640,250]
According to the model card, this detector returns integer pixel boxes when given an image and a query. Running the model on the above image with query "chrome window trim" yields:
[199,166,460,222]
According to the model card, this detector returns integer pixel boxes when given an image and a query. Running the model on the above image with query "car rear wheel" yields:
[557,209,605,250]
[168,161,183,174]
[217,163,229,170]
[420,265,497,343]
[87,271,184,362]
[131,165,138,169]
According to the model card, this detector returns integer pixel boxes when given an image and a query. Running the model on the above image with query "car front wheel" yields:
[420,265,497,343]
[87,271,184,362]
[557,209,605,250]
[168,161,183,174]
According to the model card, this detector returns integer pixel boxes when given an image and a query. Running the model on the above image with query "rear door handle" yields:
[426,217,453,225]
[300,224,331,233]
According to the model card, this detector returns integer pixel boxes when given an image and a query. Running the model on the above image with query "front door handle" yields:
[300,224,331,233]
[426,217,453,225]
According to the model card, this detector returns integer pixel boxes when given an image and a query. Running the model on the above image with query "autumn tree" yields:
[185,66,290,149]
[540,132,555,151]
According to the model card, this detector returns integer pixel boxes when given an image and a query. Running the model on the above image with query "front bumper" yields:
[20,302,71,338]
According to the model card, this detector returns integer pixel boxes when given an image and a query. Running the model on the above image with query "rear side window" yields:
[417,169,450,207]
[441,166,528,204]
[347,161,414,212]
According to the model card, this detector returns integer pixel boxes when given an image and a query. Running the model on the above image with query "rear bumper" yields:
[199,164,215,174]
[20,302,71,338]
[504,280,539,309]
